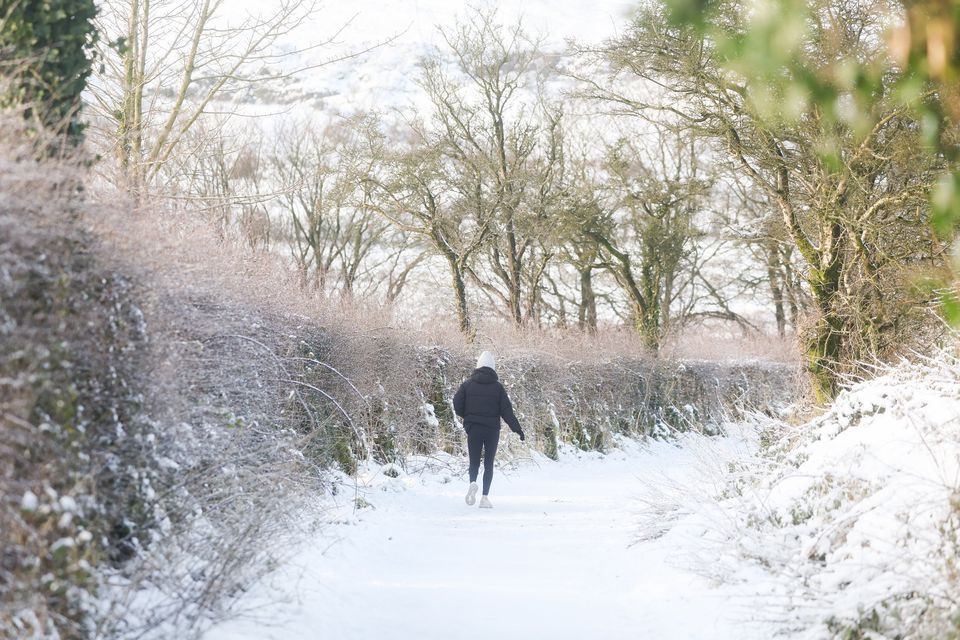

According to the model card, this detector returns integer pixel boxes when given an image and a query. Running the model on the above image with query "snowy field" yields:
[200,435,774,640]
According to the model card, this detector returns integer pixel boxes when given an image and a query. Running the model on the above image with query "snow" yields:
[21,490,38,512]
[421,402,440,428]
[51,537,75,553]
[683,354,960,637]
[200,434,771,640]
[59,495,78,513]
[254,0,636,114]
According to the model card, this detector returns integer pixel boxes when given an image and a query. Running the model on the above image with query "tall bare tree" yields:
[88,0,375,196]
[418,8,564,326]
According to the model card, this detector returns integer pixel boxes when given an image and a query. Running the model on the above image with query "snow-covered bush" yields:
[0,122,153,637]
[0,120,325,639]
[700,354,960,638]
[354,349,797,461]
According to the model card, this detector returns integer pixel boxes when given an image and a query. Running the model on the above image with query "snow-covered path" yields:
[202,438,768,640]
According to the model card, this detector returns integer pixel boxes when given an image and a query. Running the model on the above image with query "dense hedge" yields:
[0,157,148,635]
[300,341,798,468]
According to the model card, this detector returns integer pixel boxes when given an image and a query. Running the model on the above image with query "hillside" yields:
[223,0,636,113]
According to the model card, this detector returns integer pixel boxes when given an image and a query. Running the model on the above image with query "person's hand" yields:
[518,429,526,442]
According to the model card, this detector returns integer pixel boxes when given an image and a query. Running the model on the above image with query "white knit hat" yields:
[476,351,496,371]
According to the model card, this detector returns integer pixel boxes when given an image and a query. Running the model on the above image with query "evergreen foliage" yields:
[0,0,99,140]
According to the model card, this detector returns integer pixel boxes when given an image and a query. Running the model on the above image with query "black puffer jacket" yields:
[452,367,522,434]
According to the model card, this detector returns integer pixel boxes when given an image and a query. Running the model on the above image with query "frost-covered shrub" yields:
[0,127,150,637]
[700,354,960,639]
[98,305,345,638]
[311,339,795,466]
[0,122,326,640]
[374,350,795,456]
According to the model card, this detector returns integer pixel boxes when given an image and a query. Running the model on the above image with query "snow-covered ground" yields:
[698,355,960,638]
[199,435,775,640]
[195,353,960,640]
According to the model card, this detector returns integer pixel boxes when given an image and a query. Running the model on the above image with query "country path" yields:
[201,436,770,640]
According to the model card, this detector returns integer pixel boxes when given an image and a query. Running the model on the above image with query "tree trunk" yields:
[119,0,139,173]
[440,250,472,336]
[806,310,843,404]
[636,301,661,352]
[451,264,472,337]
[805,222,844,404]
[590,231,662,350]
[775,179,846,402]
[505,216,523,326]
[639,260,662,352]
[781,245,801,328]
[118,0,148,198]
[764,240,787,338]
[578,267,597,334]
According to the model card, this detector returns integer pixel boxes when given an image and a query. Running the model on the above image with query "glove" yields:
[518,429,525,442]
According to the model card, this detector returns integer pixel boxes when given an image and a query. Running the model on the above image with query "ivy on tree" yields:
[0,0,99,141]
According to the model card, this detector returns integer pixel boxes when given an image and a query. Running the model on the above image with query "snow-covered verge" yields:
[690,354,960,639]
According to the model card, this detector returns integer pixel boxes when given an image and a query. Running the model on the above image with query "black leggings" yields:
[467,426,500,496]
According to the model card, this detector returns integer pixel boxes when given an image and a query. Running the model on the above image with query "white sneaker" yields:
[465,482,478,506]
[479,496,492,509]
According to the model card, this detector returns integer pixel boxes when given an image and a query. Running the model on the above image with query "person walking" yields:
[453,351,525,508]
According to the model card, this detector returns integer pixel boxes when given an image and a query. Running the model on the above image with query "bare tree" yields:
[88,0,378,196]
[572,129,720,351]
[270,117,391,296]
[364,131,492,335]
[724,178,811,337]
[549,146,610,334]
[418,8,564,326]
[174,123,273,248]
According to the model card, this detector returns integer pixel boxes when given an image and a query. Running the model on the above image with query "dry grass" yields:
[660,327,796,362]
[86,188,798,369]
